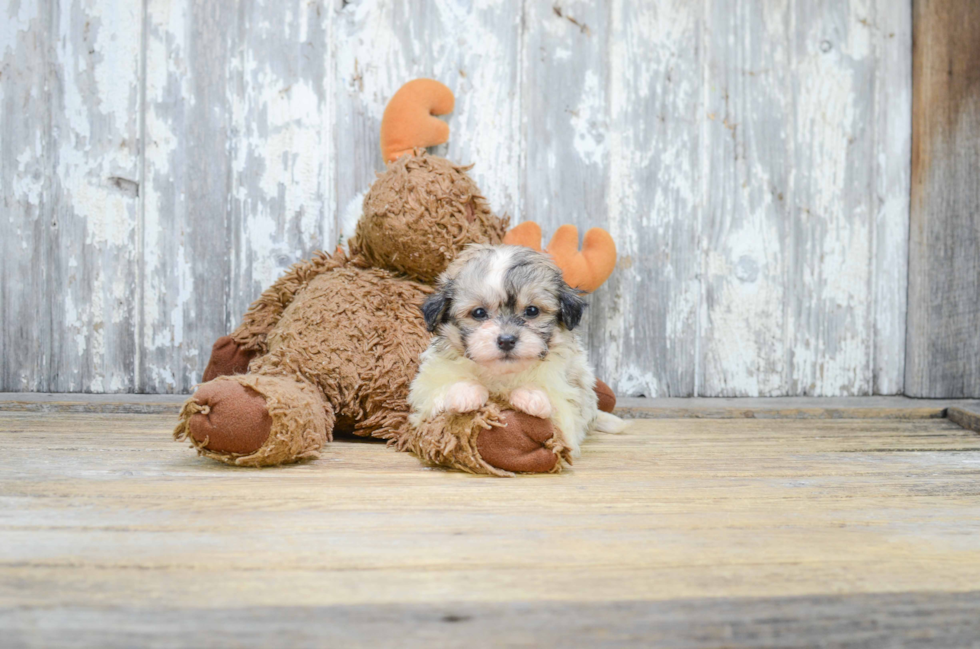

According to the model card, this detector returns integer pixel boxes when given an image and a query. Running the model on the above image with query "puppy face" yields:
[421,245,586,373]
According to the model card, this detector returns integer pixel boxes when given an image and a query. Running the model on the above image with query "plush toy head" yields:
[352,152,507,283]
[348,79,508,283]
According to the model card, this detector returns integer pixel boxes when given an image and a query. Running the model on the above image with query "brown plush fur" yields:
[250,264,432,441]
[175,152,569,474]
[230,250,347,355]
[174,374,329,467]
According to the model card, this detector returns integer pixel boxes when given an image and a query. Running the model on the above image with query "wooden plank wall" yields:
[906,0,980,398]
[1,0,912,397]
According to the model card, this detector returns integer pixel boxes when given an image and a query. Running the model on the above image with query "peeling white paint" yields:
[0,0,38,56]
[340,190,366,250]
[233,68,326,288]
[0,0,142,391]
[13,144,44,205]
[570,71,607,166]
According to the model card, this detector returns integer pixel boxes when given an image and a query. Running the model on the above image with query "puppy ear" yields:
[421,287,452,332]
[558,284,587,330]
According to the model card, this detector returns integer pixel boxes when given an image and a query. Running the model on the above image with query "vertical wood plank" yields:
[333,0,523,236]
[225,1,336,329]
[520,0,613,386]
[1,0,141,392]
[787,1,878,396]
[906,0,980,397]
[0,1,49,391]
[699,0,791,396]
[141,0,334,392]
[141,0,239,392]
[700,0,885,397]
[55,0,142,392]
[872,0,911,394]
[520,0,608,231]
[600,0,702,396]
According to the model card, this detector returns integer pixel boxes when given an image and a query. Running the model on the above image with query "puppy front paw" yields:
[444,382,489,414]
[509,387,552,419]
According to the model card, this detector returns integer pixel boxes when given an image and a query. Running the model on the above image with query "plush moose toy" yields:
[174,79,617,475]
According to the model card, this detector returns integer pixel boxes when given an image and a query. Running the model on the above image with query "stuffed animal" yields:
[174,79,617,475]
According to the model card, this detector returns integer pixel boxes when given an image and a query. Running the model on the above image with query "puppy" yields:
[409,244,627,458]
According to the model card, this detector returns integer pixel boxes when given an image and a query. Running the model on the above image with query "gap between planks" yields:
[1,394,979,433]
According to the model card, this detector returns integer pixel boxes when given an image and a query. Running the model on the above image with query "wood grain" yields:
[906,0,980,398]
[873,0,912,396]
[700,1,901,397]
[1,0,142,392]
[5,592,980,648]
[612,395,973,420]
[598,0,702,397]
[700,0,792,397]
[2,410,980,644]
[140,0,336,393]
[6,392,980,421]
[140,0,237,393]
[948,404,980,433]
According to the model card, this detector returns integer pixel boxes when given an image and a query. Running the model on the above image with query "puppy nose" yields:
[496,334,518,351]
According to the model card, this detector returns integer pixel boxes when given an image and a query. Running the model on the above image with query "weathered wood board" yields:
[2,411,980,645]
[1,0,142,392]
[140,0,337,392]
[1,0,914,396]
[699,0,910,397]
[906,0,980,398]
[6,592,980,648]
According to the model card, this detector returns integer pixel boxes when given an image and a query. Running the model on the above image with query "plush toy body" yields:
[174,80,617,475]
[191,263,430,467]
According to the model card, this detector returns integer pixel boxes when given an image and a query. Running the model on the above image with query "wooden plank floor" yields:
[3,409,980,647]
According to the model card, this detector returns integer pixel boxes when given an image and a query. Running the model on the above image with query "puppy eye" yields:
[471,307,489,320]
[524,306,539,318]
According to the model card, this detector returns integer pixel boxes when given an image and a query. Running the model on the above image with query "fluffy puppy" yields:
[409,244,626,458]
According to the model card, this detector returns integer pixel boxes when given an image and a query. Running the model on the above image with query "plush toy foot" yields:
[174,374,332,467]
[186,381,272,454]
[476,410,562,473]
[202,336,257,382]
[595,379,616,414]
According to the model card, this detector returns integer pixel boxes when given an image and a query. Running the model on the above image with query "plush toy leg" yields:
[201,336,257,382]
[174,374,332,467]
[403,402,572,477]
[594,379,616,413]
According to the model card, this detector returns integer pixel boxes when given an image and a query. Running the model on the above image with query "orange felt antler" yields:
[503,222,543,252]
[549,226,617,293]
[504,223,617,293]
[380,79,455,163]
